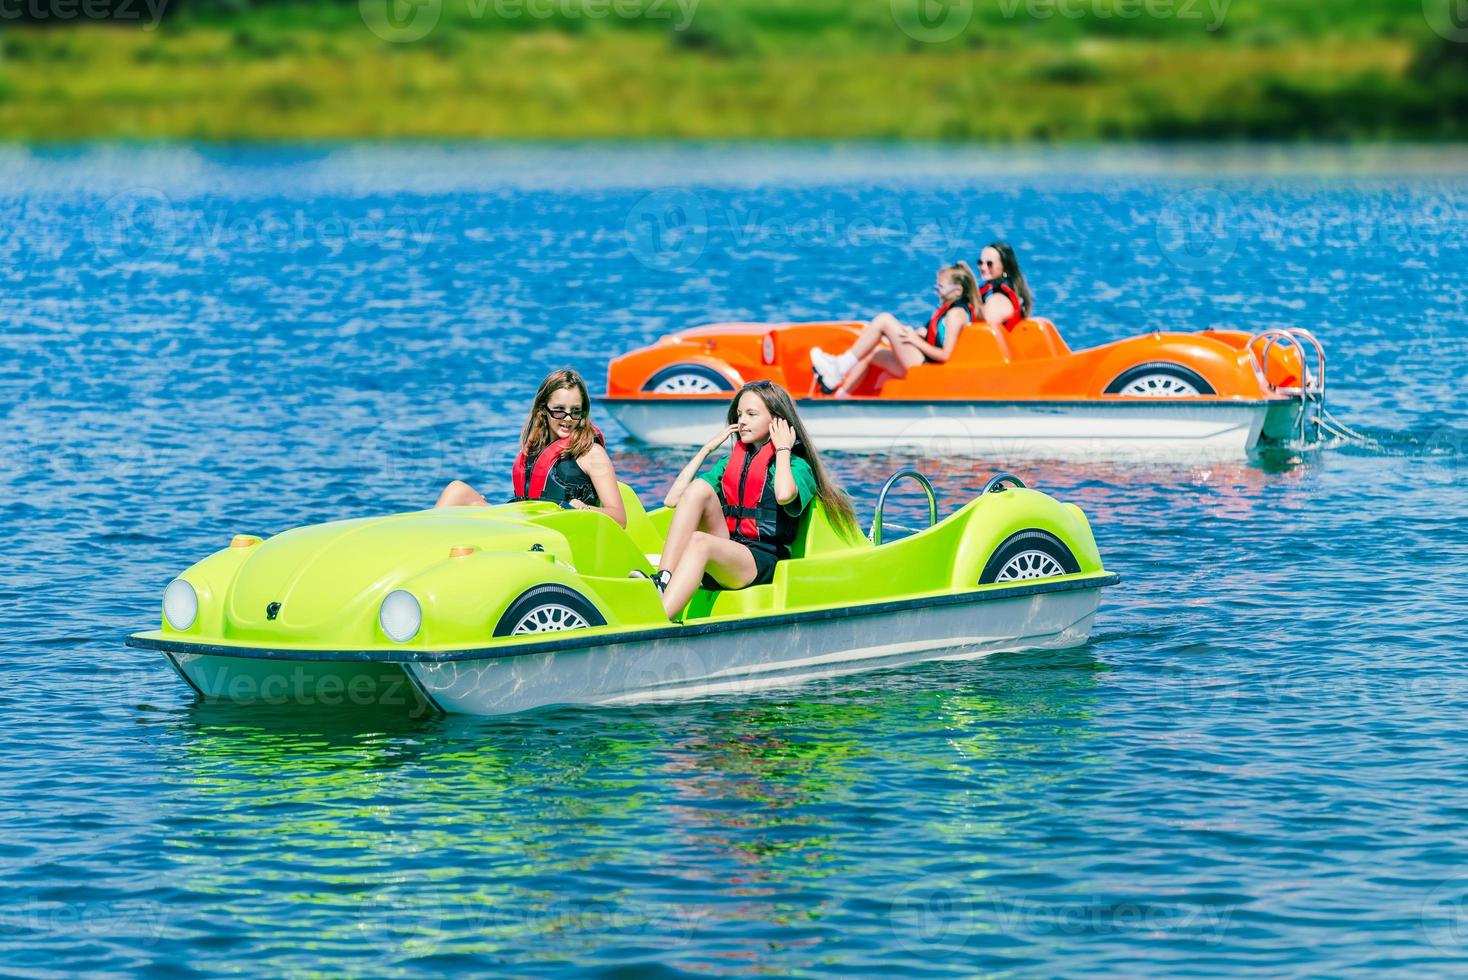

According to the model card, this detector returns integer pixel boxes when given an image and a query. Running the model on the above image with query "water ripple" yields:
[1,145,1465,977]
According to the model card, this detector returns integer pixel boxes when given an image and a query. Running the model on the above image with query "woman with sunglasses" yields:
[809,261,980,397]
[434,368,627,528]
[976,241,1034,330]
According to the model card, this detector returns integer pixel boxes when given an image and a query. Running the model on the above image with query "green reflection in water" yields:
[152,650,1104,971]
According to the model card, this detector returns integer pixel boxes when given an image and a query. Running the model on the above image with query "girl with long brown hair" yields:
[810,261,980,397]
[434,368,627,528]
[976,241,1034,329]
[643,381,857,620]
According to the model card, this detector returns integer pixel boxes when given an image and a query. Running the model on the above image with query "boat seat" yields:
[682,501,866,620]
[619,483,665,556]
[788,500,869,559]
[1003,318,1071,361]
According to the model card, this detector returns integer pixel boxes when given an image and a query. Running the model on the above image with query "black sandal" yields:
[629,569,671,594]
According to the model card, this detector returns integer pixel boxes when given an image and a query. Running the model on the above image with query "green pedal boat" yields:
[126,472,1119,716]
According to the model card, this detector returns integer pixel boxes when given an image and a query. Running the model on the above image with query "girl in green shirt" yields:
[643,381,857,620]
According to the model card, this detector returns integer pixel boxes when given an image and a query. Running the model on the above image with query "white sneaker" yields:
[835,351,858,374]
[810,347,844,392]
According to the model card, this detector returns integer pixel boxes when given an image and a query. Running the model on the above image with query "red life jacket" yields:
[924,299,977,348]
[980,277,1026,330]
[720,440,799,547]
[512,425,605,504]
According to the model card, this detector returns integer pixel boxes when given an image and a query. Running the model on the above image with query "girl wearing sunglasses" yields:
[809,261,980,397]
[434,368,627,528]
[976,241,1034,330]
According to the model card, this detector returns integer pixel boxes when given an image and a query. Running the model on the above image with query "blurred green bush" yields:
[0,0,1463,139]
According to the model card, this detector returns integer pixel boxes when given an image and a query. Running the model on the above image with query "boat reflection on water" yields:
[156,651,1104,970]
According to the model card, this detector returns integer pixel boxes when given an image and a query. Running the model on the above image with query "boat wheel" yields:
[643,364,736,395]
[511,603,591,635]
[994,550,1066,581]
[1118,373,1200,397]
[979,530,1081,585]
[493,585,607,638]
[1104,362,1216,397]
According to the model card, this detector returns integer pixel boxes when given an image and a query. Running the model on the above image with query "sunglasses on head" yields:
[546,407,586,421]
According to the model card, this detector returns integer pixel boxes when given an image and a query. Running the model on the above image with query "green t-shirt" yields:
[701,450,817,517]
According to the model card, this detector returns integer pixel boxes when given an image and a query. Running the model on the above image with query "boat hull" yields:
[604,397,1285,458]
[161,652,435,716]
[132,578,1112,717]
[410,582,1102,715]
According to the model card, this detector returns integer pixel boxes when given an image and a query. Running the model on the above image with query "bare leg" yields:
[840,328,927,393]
[843,314,899,360]
[435,480,488,508]
[659,479,727,574]
[661,531,758,619]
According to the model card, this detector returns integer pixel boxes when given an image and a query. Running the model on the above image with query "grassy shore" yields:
[0,0,1465,140]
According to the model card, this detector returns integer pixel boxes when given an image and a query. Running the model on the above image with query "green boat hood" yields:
[221,510,570,642]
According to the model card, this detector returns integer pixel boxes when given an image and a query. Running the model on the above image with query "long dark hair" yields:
[521,369,597,460]
[986,241,1034,317]
[725,381,858,541]
[942,261,981,315]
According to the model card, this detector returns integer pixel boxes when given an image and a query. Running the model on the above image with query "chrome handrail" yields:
[1257,328,1326,397]
[871,469,938,547]
[1253,328,1328,442]
[980,473,1027,496]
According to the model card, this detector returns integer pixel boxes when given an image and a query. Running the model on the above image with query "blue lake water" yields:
[2,144,1466,976]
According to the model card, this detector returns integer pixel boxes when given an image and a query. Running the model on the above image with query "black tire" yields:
[1103,362,1216,397]
[979,530,1081,585]
[643,363,736,394]
[493,585,606,638]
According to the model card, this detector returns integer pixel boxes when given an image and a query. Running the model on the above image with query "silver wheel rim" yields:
[652,373,724,395]
[1119,373,1200,397]
[511,603,591,635]
[995,550,1065,582]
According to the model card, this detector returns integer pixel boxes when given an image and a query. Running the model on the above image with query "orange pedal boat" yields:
[603,319,1326,458]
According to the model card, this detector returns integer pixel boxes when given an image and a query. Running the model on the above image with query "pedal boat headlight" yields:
[162,578,198,631]
[379,590,422,643]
